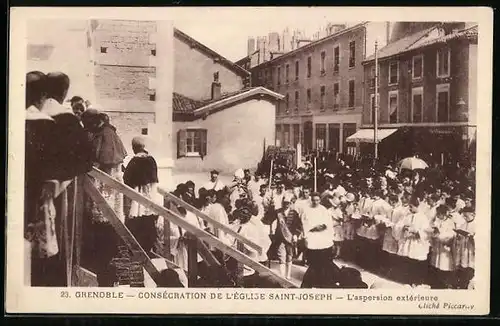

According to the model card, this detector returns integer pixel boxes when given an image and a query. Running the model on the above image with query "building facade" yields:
[356,23,477,165]
[249,22,390,155]
[173,87,281,173]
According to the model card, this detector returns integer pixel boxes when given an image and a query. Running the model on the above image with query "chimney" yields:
[282,28,291,52]
[385,22,391,45]
[211,71,221,100]
[268,32,280,53]
[247,37,255,56]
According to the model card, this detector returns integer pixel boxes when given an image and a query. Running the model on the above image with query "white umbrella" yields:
[398,156,428,171]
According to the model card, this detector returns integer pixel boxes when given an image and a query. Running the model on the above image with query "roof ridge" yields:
[404,25,440,50]
[174,28,251,77]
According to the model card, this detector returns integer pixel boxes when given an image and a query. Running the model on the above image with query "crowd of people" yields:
[168,155,476,289]
[24,70,476,290]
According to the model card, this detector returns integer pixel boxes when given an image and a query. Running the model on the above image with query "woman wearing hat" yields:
[81,109,127,287]
[228,201,272,287]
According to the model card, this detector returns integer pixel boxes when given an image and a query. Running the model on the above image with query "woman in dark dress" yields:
[81,109,127,287]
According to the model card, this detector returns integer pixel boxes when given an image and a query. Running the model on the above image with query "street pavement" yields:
[268,259,405,289]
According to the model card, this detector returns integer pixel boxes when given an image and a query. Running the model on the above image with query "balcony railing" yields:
[33,167,296,288]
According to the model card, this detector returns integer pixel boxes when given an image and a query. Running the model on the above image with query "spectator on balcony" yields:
[26,71,93,287]
[69,95,86,119]
[41,72,93,181]
[81,108,127,287]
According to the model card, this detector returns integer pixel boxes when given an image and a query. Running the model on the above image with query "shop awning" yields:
[346,128,398,143]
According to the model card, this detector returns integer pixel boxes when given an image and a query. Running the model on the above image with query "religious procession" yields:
[24,70,475,290]
[22,19,478,291]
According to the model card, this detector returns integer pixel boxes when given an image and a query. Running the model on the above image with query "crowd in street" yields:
[168,155,476,289]
[23,70,476,290]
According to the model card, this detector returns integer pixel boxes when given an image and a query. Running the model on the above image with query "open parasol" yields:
[398,156,429,171]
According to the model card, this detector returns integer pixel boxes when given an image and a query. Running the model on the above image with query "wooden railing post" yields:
[89,168,297,288]
[186,234,198,287]
[235,240,245,287]
[72,176,84,286]
[162,198,172,261]
[59,187,69,287]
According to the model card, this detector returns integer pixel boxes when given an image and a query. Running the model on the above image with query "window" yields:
[285,64,290,83]
[265,69,269,84]
[333,83,340,109]
[328,123,340,151]
[177,129,207,158]
[389,61,399,85]
[277,67,281,85]
[333,45,340,73]
[285,93,289,112]
[436,84,450,122]
[348,79,355,108]
[100,46,107,53]
[436,47,450,77]
[307,88,311,106]
[348,41,356,68]
[315,124,327,150]
[412,54,423,79]
[342,123,357,154]
[307,56,312,77]
[149,93,156,101]
[295,61,299,81]
[141,128,148,135]
[283,125,290,147]
[412,87,424,123]
[388,90,398,123]
[150,49,156,56]
[320,51,326,74]
[370,93,379,124]
[320,86,326,111]
[295,91,299,110]
[275,125,282,146]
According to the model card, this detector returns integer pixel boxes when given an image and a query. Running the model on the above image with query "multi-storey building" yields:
[26,19,279,175]
[249,22,391,155]
[353,22,477,164]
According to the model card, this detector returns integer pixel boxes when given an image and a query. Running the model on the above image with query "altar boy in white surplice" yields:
[394,196,432,287]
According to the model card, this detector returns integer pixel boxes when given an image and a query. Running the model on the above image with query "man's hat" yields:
[210,170,219,175]
[345,193,355,202]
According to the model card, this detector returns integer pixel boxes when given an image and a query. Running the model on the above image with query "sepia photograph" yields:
[6,7,492,315]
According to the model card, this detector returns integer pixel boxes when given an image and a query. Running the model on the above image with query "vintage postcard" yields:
[6,6,492,315]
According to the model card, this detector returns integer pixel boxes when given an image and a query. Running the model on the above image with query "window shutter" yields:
[200,129,208,157]
[177,129,187,158]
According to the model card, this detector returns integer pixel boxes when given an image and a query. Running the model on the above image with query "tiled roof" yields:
[172,93,206,113]
[364,26,438,62]
[406,25,478,51]
[173,87,264,113]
